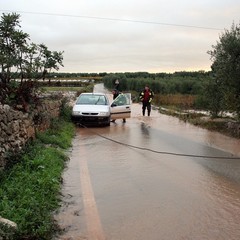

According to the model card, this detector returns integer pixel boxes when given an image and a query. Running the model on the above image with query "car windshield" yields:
[76,94,107,105]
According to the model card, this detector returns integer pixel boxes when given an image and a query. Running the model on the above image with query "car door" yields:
[110,93,131,120]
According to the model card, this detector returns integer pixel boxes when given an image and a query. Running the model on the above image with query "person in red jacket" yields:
[139,85,154,116]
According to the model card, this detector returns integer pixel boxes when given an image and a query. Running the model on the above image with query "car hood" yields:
[73,104,110,113]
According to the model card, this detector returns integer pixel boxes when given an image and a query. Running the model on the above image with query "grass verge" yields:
[0,117,75,239]
[42,83,94,93]
[42,86,83,92]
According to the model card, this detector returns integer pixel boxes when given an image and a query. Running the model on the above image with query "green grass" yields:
[37,119,74,149]
[42,86,83,91]
[0,117,75,239]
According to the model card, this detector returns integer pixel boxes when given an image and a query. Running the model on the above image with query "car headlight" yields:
[72,111,81,115]
[99,112,108,116]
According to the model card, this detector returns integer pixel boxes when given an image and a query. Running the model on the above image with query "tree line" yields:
[103,71,212,95]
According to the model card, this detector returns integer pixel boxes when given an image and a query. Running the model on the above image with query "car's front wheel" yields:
[105,116,111,126]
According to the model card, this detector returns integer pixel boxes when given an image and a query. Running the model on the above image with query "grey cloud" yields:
[1,0,239,72]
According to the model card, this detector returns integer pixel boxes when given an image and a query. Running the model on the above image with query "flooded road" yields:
[54,84,240,240]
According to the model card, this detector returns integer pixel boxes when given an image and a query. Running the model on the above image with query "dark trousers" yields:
[142,101,151,116]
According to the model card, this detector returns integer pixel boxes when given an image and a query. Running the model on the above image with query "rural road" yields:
[54,84,240,240]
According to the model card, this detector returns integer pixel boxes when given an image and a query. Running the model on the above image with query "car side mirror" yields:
[111,103,117,107]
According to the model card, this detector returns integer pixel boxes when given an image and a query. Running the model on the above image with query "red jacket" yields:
[139,89,154,103]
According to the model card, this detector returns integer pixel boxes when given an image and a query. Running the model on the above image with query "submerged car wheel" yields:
[105,116,111,126]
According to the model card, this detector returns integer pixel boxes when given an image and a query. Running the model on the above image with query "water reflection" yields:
[140,122,150,137]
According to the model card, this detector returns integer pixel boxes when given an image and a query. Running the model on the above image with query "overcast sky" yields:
[1,0,240,73]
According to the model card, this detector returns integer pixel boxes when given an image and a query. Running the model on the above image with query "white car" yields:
[71,92,131,126]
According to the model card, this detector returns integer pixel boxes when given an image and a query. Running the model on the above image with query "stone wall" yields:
[0,100,62,168]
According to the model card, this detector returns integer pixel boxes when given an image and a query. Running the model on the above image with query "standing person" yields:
[112,79,120,100]
[139,85,154,116]
[112,89,119,100]
[114,79,120,91]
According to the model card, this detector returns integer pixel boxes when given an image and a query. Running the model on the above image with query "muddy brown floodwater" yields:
[54,84,240,240]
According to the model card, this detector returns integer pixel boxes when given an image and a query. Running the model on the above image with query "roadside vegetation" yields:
[42,83,94,94]
[42,86,83,92]
[0,13,76,239]
[0,102,75,240]
[0,12,63,111]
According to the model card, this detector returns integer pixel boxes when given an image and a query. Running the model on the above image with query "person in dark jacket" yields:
[112,89,119,100]
[139,85,154,116]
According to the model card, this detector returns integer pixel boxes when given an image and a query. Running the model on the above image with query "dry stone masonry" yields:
[0,100,62,169]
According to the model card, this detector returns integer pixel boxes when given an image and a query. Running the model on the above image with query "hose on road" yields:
[78,123,240,160]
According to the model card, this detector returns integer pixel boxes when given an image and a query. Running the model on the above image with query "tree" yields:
[0,13,64,109]
[0,13,29,83]
[204,78,225,117]
[37,44,63,81]
[208,22,240,119]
